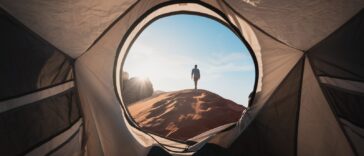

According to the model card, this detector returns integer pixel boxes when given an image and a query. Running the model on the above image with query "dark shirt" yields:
[191,68,200,79]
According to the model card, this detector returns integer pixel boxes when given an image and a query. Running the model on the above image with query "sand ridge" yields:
[128,89,245,141]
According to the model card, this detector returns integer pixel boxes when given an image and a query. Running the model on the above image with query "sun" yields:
[127,59,163,82]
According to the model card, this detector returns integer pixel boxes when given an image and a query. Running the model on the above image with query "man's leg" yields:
[194,80,197,92]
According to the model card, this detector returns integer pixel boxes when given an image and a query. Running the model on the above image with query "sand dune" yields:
[128,89,245,141]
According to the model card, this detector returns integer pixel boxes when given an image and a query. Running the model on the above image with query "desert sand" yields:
[128,89,245,141]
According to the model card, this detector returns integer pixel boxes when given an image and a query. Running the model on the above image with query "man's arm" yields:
[191,69,194,79]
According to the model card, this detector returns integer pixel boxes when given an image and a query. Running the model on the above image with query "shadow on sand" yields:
[128,89,245,141]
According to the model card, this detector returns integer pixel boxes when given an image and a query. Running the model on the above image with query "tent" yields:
[0,0,363,155]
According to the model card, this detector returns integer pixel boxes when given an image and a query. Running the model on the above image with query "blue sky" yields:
[123,15,255,106]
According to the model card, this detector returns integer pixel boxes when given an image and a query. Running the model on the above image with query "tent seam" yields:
[306,8,364,52]
[71,63,88,156]
[295,56,306,156]
[307,56,359,156]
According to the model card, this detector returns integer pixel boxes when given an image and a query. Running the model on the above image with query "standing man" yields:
[191,64,200,93]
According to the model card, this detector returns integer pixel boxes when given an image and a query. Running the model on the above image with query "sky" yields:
[123,15,255,106]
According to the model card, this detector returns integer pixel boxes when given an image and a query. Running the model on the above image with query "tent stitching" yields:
[71,63,88,156]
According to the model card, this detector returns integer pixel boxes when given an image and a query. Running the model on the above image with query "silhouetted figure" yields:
[191,65,200,92]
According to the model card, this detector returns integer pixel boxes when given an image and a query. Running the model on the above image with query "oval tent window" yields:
[120,15,256,142]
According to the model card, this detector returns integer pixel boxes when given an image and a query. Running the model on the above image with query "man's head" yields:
[195,64,197,68]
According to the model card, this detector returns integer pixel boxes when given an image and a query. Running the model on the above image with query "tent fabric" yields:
[224,0,364,51]
[0,88,81,156]
[26,119,83,156]
[341,118,364,156]
[227,58,304,156]
[0,0,364,156]
[0,0,137,58]
[297,58,354,156]
[306,9,364,155]
[73,1,172,155]
[319,76,364,94]
[46,126,83,156]
[321,85,364,128]
[0,7,83,156]
[308,9,364,81]
[0,9,73,100]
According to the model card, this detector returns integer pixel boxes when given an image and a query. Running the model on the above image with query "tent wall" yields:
[307,9,364,156]
[224,0,364,51]
[226,8,364,156]
[0,10,73,100]
[228,58,304,156]
[0,9,83,156]
[0,0,137,58]
[297,58,354,156]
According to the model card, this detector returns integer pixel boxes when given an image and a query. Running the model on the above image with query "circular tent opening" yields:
[114,1,259,152]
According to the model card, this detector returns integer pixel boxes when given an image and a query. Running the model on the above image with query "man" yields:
[191,64,200,92]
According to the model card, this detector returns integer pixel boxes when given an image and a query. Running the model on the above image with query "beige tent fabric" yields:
[75,1,171,155]
[47,128,83,156]
[26,119,83,156]
[0,0,137,58]
[298,57,354,156]
[0,0,361,55]
[224,0,364,51]
[340,118,364,156]
[319,76,364,94]
[76,58,155,156]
